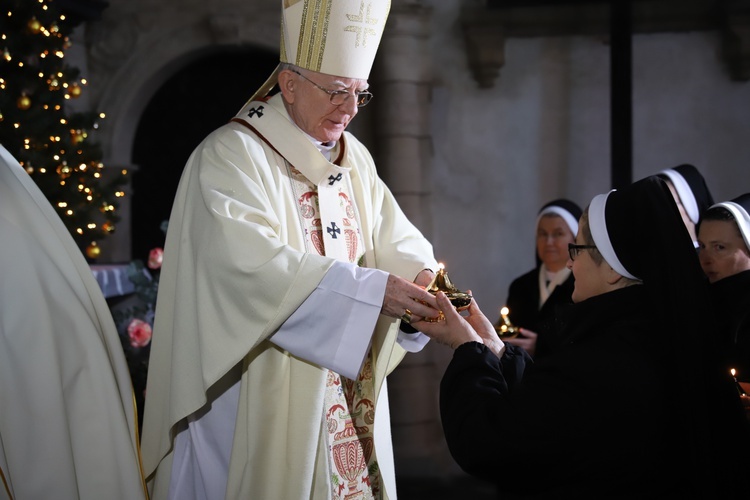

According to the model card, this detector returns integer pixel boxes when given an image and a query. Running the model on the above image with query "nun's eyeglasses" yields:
[568,243,597,261]
[291,69,374,107]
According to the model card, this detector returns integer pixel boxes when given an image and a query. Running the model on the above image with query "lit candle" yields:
[731,368,746,396]
[494,306,519,338]
[500,306,511,327]
[429,263,450,292]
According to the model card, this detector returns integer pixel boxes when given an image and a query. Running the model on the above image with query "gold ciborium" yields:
[424,264,472,322]
[494,306,520,339]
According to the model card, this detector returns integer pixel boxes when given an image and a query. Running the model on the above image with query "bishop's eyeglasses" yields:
[568,243,597,261]
[291,69,374,108]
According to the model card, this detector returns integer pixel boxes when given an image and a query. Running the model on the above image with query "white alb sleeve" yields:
[270,261,388,379]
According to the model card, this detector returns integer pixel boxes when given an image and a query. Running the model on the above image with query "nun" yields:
[658,163,715,246]
[414,176,750,499]
[503,199,582,358]
[697,194,750,399]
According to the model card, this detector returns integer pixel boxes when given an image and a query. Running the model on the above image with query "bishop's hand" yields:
[381,273,440,323]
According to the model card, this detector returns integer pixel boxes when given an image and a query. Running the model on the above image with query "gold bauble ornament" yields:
[17,95,31,110]
[27,17,42,34]
[69,83,82,98]
[70,129,85,144]
[85,242,101,259]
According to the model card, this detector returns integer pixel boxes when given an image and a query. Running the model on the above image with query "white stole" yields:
[233,99,353,263]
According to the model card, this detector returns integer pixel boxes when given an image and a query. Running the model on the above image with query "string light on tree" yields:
[68,81,81,97]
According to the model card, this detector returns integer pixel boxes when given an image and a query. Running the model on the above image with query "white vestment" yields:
[141,94,437,499]
[0,145,147,500]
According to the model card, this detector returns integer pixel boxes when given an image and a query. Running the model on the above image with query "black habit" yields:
[505,267,574,358]
[441,285,750,499]
[710,269,750,383]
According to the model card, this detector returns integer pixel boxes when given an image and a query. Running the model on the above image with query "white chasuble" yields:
[141,94,437,500]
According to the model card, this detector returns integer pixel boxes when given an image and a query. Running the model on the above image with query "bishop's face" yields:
[281,68,368,143]
[698,219,750,283]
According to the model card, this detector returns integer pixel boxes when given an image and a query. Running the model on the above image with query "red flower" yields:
[127,318,152,348]
[147,247,163,270]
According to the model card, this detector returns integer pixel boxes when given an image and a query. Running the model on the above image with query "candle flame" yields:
[500,306,509,316]
[438,262,445,271]
[731,368,738,377]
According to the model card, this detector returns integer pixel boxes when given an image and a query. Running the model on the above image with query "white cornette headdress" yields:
[657,164,714,225]
[536,200,582,238]
[249,0,391,102]
[659,169,700,224]
[711,196,750,252]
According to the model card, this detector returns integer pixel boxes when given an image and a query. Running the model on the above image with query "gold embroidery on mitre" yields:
[344,1,380,48]
[297,0,331,72]
[280,16,287,62]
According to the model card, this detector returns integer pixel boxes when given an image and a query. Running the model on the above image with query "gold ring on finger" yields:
[401,309,413,324]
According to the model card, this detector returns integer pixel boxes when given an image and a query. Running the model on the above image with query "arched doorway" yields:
[130,47,278,259]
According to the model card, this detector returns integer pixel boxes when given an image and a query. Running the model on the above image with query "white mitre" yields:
[249,0,391,102]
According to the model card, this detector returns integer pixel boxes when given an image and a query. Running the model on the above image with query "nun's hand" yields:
[463,293,505,358]
[502,328,537,356]
[411,292,482,349]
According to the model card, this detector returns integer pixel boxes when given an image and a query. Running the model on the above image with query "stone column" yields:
[374,1,450,478]
[374,1,433,231]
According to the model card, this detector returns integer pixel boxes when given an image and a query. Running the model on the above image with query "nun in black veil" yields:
[658,163,715,246]
[698,193,750,419]
[502,199,582,358]
[414,176,750,499]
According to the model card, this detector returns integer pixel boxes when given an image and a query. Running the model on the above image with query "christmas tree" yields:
[0,0,123,257]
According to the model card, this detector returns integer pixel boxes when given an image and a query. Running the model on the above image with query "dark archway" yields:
[131,47,278,259]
